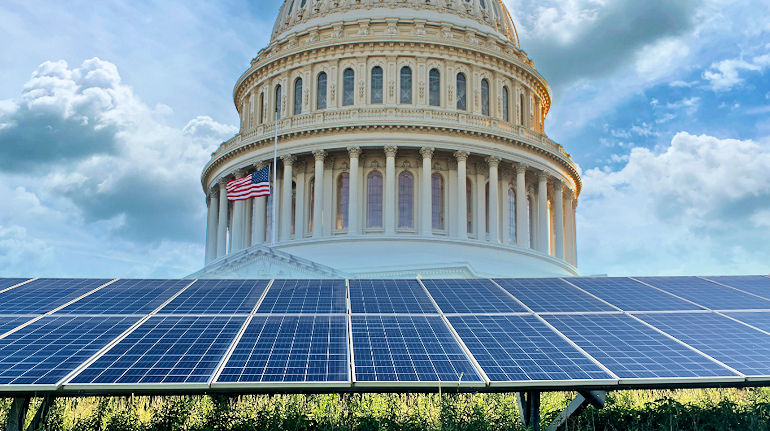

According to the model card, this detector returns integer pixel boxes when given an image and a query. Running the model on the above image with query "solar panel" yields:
[702,276,770,300]
[0,316,138,386]
[723,312,770,333]
[566,277,702,311]
[256,280,346,313]
[494,278,615,312]
[0,278,111,314]
[351,315,481,383]
[216,315,348,384]
[158,279,268,314]
[421,279,527,314]
[544,314,738,380]
[448,315,611,383]
[0,316,37,336]
[70,315,245,385]
[349,280,437,314]
[637,312,770,377]
[0,278,30,290]
[56,279,189,315]
[637,277,770,310]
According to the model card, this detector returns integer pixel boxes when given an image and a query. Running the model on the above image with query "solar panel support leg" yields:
[4,397,30,431]
[516,391,540,430]
[545,390,606,431]
[25,395,53,431]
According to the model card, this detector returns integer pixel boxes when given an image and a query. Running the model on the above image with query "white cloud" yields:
[702,53,770,91]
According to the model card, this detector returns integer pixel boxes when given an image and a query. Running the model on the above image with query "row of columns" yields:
[204,148,578,267]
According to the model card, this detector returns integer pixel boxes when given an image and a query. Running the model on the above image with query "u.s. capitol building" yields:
[192,0,580,279]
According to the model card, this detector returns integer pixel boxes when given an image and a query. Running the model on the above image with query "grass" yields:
[2,388,770,430]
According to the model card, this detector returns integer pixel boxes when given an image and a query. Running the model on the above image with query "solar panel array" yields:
[0,275,769,394]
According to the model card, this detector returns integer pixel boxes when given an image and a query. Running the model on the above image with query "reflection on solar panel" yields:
[57,279,189,315]
[217,315,348,383]
[637,277,770,310]
[449,315,610,382]
[0,278,29,290]
[159,279,268,314]
[544,314,736,379]
[71,315,245,385]
[566,277,702,311]
[702,276,770,300]
[0,316,138,386]
[724,312,770,333]
[0,279,111,314]
[638,312,770,377]
[351,315,480,383]
[495,278,614,312]
[349,280,436,314]
[257,280,346,313]
[0,316,36,336]
[421,279,526,314]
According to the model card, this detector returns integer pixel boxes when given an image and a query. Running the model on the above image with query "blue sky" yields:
[1,0,769,277]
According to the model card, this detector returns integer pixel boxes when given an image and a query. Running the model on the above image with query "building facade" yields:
[194,0,581,279]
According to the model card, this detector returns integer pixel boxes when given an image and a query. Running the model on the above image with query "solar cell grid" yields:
[257,280,346,313]
[71,315,245,385]
[637,312,770,377]
[565,277,702,311]
[0,278,30,290]
[0,278,111,314]
[57,279,190,315]
[217,315,348,383]
[724,312,770,333]
[0,315,138,386]
[702,276,770,300]
[637,277,770,310]
[349,280,437,314]
[494,278,614,312]
[351,315,481,383]
[544,314,737,379]
[0,316,37,336]
[158,279,268,314]
[448,315,611,382]
[421,279,527,313]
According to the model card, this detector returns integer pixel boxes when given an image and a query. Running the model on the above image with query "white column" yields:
[475,167,485,240]
[280,155,296,241]
[572,198,578,266]
[454,151,469,239]
[384,145,397,235]
[537,171,549,253]
[313,150,326,238]
[205,187,219,264]
[553,181,564,260]
[487,156,500,243]
[231,170,247,251]
[501,177,510,244]
[420,147,434,236]
[515,163,529,248]
[564,190,574,264]
[347,147,361,235]
[216,180,228,257]
[294,162,305,239]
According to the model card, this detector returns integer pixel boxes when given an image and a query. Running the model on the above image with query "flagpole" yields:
[272,98,279,245]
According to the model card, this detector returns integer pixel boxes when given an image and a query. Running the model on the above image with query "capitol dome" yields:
[195,0,581,278]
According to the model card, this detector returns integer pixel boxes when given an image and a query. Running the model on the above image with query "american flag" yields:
[226,165,271,201]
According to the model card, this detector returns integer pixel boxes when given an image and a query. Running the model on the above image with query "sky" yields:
[0,0,768,278]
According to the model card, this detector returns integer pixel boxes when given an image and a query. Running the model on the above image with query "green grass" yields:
[3,388,770,430]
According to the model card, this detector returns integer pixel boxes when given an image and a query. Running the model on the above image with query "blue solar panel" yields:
[702,276,770,300]
[217,315,348,383]
[637,277,770,310]
[158,279,268,314]
[57,279,189,315]
[349,280,437,314]
[0,316,138,386]
[0,278,30,290]
[566,277,702,311]
[257,280,346,313]
[637,312,770,377]
[352,315,481,382]
[544,314,737,379]
[494,278,615,312]
[449,315,610,382]
[421,279,527,313]
[723,312,770,333]
[71,315,245,385]
[0,316,37,335]
[0,279,111,314]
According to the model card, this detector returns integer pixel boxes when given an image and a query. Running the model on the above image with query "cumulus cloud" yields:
[578,132,770,276]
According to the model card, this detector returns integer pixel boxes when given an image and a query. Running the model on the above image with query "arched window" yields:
[429,68,441,107]
[371,66,383,104]
[432,173,444,230]
[317,72,327,110]
[520,93,526,125]
[508,188,515,242]
[274,85,282,120]
[481,79,490,116]
[398,171,414,228]
[336,173,350,230]
[259,93,265,124]
[400,66,412,104]
[367,171,383,228]
[502,86,510,122]
[466,177,473,234]
[343,68,355,106]
[293,78,303,115]
[457,73,467,110]
[308,178,315,233]
[485,182,490,233]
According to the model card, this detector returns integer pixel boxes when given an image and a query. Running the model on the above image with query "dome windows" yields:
[481,79,490,116]
[400,66,413,104]
[456,73,467,111]
[429,69,441,107]
[317,72,327,110]
[366,171,383,229]
[294,78,303,115]
[274,85,282,120]
[371,66,383,104]
[398,171,414,229]
[343,68,355,106]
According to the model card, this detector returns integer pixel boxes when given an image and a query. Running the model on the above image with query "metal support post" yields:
[5,397,30,431]
[517,391,541,430]
[545,391,606,431]
[26,395,54,431]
